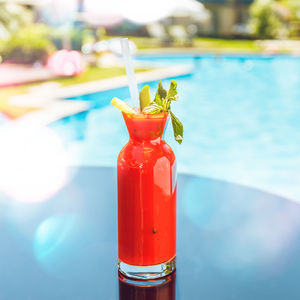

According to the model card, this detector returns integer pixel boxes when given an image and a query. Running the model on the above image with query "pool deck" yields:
[15,100,88,126]
[29,65,192,99]
[10,65,193,125]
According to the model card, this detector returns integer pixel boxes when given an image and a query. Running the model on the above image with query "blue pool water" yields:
[51,54,300,201]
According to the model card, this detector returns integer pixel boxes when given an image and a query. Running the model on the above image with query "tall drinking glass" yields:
[117,112,176,279]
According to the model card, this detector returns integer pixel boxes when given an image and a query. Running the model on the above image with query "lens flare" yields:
[34,214,77,261]
[34,214,82,278]
[183,178,300,272]
[0,123,68,203]
[33,214,114,279]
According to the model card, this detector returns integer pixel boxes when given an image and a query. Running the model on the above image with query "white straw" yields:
[120,38,139,107]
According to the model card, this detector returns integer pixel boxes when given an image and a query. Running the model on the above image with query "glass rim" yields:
[122,111,169,120]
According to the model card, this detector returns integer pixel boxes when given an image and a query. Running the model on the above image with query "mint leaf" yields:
[158,81,167,99]
[162,98,170,111]
[143,102,163,114]
[160,80,177,112]
[167,80,178,101]
[170,111,183,144]
[141,79,183,144]
[154,81,167,106]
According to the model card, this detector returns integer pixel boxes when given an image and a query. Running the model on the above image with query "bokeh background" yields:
[0,0,300,204]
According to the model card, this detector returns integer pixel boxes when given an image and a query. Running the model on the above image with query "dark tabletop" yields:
[0,166,300,300]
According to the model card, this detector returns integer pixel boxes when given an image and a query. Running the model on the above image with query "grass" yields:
[0,66,149,102]
[109,36,262,53]
[52,66,149,86]
[193,37,261,52]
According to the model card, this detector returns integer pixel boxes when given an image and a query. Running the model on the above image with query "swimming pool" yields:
[51,54,300,201]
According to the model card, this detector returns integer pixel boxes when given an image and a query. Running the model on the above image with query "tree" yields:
[0,3,55,64]
[249,0,300,38]
[249,0,284,38]
[0,3,33,40]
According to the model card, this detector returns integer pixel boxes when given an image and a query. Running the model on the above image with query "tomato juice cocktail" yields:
[118,112,176,266]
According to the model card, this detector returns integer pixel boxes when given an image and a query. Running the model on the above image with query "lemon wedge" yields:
[111,97,137,114]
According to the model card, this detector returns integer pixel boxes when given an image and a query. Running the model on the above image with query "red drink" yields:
[118,112,176,278]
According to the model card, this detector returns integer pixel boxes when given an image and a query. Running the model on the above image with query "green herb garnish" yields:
[140,80,183,144]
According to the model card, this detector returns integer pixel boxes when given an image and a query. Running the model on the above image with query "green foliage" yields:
[142,80,183,144]
[281,0,300,37]
[1,24,55,64]
[0,3,55,64]
[0,3,33,37]
[249,0,283,38]
[280,0,300,18]
[249,0,300,38]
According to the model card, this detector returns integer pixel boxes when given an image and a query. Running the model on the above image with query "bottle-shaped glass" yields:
[117,112,176,279]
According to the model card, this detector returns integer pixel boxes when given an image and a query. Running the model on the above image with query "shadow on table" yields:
[119,271,176,300]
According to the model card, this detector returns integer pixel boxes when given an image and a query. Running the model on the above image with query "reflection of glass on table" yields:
[119,271,176,300]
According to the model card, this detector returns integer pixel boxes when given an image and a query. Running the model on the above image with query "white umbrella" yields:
[82,0,124,27]
[83,0,172,25]
[169,0,210,23]
[76,12,124,27]
[121,0,173,24]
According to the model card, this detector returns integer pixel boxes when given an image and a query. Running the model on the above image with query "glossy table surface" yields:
[0,166,300,300]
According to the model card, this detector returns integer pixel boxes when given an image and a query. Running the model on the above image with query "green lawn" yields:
[52,66,149,86]
[108,36,262,52]
[193,37,261,52]
[0,66,149,102]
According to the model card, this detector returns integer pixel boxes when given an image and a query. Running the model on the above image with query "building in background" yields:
[199,0,254,36]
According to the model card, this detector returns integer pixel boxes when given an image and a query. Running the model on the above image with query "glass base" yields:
[118,257,176,280]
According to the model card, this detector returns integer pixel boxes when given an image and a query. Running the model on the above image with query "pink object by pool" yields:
[46,50,84,76]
